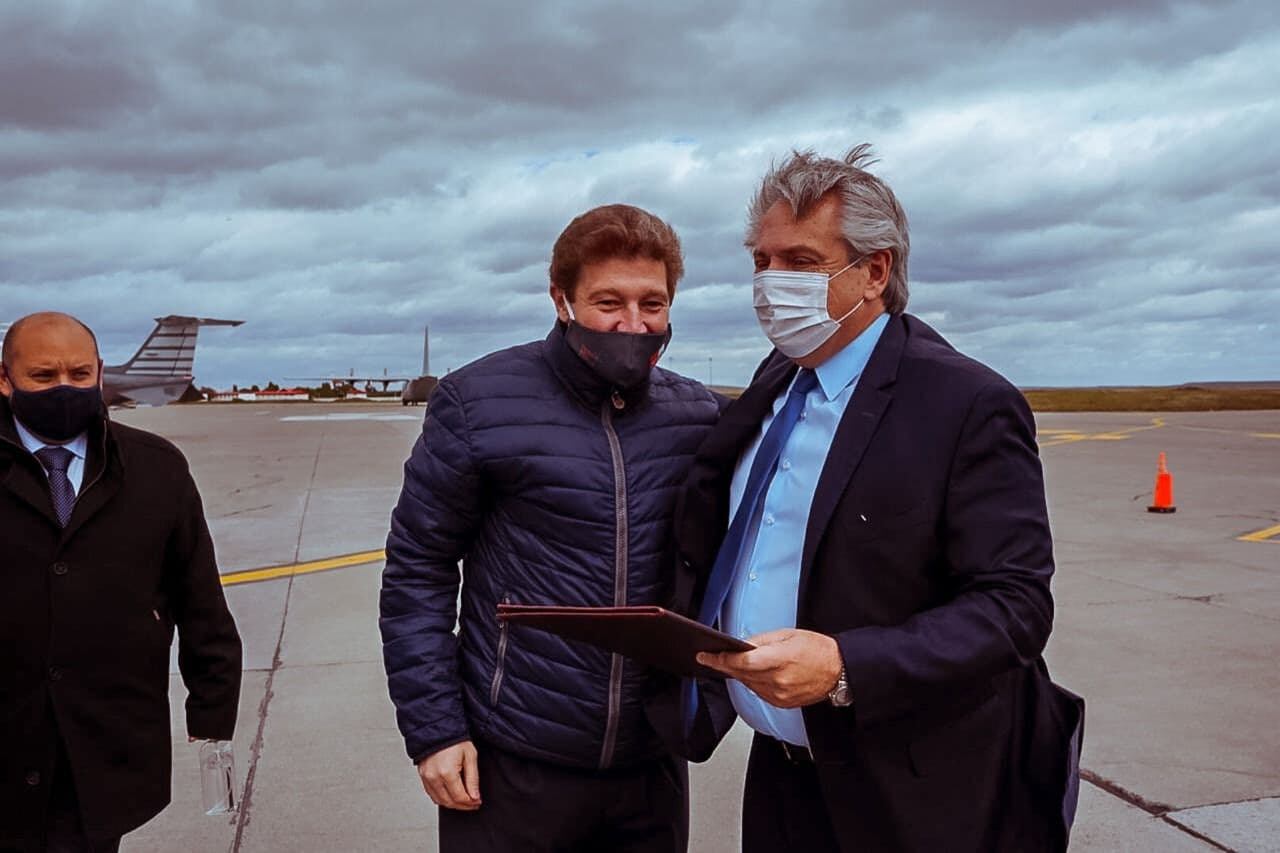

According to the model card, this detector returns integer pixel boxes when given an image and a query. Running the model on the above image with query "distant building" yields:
[256,388,310,402]
[209,387,310,403]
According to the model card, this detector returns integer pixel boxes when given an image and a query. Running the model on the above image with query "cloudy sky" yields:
[3,0,1277,389]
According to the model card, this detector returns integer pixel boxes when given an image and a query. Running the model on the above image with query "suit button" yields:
[52,562,69,576]
[25,770,41,786]
[49,667,63,682]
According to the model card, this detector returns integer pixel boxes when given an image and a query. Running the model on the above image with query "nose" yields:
[616,307,646,334]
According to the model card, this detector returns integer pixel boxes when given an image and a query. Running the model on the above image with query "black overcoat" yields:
[1,397,242,846]
[650,314,1084,852]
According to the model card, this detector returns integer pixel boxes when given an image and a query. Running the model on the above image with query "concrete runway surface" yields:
[101,403,1279,852]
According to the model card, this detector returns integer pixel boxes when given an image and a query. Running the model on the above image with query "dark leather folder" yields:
[496,604,754,679]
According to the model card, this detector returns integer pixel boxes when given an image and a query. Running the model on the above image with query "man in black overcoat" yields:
[1,312,242,852]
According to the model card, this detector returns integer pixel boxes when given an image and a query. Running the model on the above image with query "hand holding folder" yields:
[496,604,754,679]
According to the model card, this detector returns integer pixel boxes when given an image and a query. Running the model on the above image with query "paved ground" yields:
[105,403,1280,852]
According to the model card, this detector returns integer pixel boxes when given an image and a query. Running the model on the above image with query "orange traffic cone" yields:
[1147,452,1176,513]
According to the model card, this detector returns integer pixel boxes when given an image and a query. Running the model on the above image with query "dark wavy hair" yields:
[550,204,684,300]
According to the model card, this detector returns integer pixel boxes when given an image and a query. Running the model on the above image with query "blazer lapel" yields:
[676,351,796,586]
[801,316,907,579]
[722,352,797,454]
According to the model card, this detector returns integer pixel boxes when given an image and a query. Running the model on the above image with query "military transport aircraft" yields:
[289,325,438,406]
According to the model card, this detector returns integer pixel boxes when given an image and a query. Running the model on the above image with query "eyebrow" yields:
[27,361,96,372]
[589,288,669,300]
[753,243,826,257]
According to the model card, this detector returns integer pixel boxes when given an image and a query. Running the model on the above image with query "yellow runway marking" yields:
[1181,425,1280,440]
[221,549,386,586]
[1040,417,1166,448]
[1238,524,1280,544]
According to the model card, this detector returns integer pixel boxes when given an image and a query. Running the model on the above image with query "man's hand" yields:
[697,629,844,708]
[418,740,482,811]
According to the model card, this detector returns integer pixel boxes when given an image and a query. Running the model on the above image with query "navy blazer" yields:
[655,314,1083,852]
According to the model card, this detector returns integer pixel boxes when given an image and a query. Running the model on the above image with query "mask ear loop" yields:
[828,254,867,325]
[832,297,865,325]
[828,257,861,280]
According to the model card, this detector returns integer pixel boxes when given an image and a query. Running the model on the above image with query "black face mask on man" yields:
[5,377,104,442]
[561,300,672,391]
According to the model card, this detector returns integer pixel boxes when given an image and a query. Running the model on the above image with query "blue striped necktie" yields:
[683,368,819,734]
[35,446,77,527]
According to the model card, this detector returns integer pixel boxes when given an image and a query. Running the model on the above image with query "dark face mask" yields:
[564,322,673,390]
[6,380,104,442]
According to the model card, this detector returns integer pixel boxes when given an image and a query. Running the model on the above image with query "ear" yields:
[863,248,893,301]
[0,362,11,397]
[97,358,105,391]
[549,284,571,323]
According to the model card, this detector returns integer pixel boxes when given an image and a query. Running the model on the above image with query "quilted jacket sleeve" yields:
[380,380,484,763]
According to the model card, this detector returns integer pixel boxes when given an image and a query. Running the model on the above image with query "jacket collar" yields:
[542,321,652,412]
[1,394,122,534]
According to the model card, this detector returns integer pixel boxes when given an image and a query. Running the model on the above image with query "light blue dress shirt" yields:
[14,417,89,495]
[721,313,890,746]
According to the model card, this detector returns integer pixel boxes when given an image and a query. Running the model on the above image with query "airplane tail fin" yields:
[118,315,244,378]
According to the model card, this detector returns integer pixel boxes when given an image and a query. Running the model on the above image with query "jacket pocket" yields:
[152,597,175,642]
[843,502,933,543]
[489,593,512,706]
[907,687,1003,778]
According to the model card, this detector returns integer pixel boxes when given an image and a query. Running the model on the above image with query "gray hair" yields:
[745,144,910,314]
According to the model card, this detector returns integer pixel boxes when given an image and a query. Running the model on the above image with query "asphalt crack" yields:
[229,577,291,852]
[229,429,325,852]
[1081,770,1236,852]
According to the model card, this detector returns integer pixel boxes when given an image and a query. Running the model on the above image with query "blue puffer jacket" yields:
[380,324,720,769]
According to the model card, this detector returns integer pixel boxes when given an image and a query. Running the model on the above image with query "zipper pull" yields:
[611,390,625,411]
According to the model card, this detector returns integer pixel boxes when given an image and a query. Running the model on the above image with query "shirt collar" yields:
[13,417,89,462]
[811,312,891,402]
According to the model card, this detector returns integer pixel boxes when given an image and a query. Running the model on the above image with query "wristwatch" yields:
[828,666,853,707]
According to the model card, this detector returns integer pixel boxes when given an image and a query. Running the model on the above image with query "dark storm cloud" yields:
[0,7,158,131]
[2,0,1277,388]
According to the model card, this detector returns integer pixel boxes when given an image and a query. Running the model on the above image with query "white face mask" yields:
[753,258,864,358]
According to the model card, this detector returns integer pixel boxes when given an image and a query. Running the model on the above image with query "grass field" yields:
[1022,386,1280,412]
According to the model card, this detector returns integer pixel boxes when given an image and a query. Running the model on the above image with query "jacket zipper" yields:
[490,593,512,706]
[598,393,628,769]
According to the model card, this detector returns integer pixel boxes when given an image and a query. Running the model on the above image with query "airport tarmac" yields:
[103,402,1280,852]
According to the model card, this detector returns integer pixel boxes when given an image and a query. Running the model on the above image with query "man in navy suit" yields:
[668,146,1082,851]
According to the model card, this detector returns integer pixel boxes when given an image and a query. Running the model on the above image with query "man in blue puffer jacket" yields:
[380,204,721,851]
